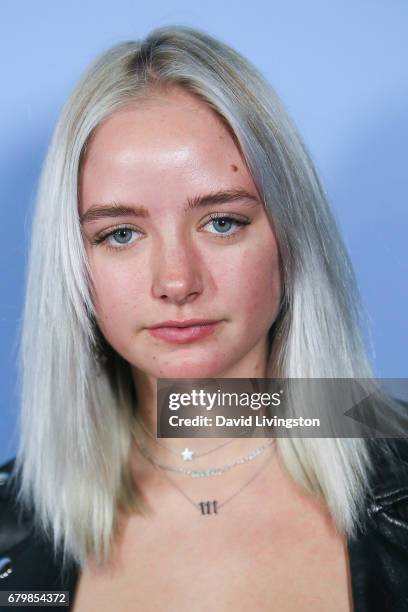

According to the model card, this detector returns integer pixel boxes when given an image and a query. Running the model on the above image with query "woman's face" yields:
[79,87,282,381]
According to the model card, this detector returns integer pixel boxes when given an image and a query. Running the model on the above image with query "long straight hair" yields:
[12,25,397,572]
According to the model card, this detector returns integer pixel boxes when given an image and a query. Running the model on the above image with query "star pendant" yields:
[181,448,194,461]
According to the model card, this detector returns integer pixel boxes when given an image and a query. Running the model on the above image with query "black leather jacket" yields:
[1,436,408,611]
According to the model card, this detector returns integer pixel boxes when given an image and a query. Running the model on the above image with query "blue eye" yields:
[204,214,250,238]
[110,228,134,244]
[210,217,234,233]
[93,226,141,249]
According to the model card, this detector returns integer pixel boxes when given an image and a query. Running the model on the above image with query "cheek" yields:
[224,241,281,325]
[89,257,145,329]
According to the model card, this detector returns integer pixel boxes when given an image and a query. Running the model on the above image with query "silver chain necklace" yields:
[135,415,247,461]
[137,436,275,478]
[134,418,275,478]
[142,440,275,515]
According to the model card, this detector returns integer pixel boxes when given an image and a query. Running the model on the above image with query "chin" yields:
[149,355,231,380]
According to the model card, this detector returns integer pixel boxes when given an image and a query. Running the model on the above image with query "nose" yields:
[151,239,204,306]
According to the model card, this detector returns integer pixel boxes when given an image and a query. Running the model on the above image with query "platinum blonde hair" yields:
[12,25,399,573]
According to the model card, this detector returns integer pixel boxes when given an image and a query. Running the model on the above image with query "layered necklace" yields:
[133,416,276,515]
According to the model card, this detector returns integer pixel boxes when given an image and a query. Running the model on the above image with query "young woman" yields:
[1,25,408,611]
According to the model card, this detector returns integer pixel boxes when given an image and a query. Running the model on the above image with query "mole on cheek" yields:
[231,164,238,172]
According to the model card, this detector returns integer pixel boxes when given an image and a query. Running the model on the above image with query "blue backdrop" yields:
[1,1,407,464]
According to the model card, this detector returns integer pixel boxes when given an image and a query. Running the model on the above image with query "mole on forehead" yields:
[231,164,239,172]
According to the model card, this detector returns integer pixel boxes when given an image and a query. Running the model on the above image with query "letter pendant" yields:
[199,500,218,515]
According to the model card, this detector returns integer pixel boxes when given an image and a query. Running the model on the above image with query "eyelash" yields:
[92,213,251,251]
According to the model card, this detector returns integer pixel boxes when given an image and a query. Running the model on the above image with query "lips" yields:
[149,319,220,329]
[147,321,222,344]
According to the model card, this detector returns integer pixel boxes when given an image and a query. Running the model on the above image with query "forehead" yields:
[79,87,255,214]
[83,87,241,164]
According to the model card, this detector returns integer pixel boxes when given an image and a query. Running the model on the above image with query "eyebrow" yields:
[80,189,261,225]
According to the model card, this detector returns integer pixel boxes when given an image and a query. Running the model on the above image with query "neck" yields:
[129,353,272,468]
